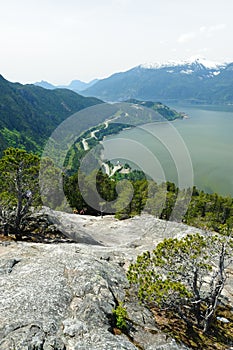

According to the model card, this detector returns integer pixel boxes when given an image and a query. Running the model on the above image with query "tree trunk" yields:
[3,223,9,237]
[192,268,202,326]
[14,165,23,240]
[203,243,226,333]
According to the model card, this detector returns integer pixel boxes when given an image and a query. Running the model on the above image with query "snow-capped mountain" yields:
[82,58,233,104]
[139,58,229,79]
[140,57,227,71]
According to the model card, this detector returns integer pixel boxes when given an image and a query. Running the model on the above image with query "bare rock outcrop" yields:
[0,212,224,350]
[0,240,191,350]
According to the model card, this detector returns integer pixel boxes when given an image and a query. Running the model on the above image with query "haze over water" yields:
[106,105,233,197]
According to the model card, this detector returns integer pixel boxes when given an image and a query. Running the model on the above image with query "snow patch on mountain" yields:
[180,69,193,75]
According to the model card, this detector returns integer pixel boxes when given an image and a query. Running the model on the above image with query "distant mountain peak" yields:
[34,80,55,90]
[140,57,227,70]
[34,78,98,92]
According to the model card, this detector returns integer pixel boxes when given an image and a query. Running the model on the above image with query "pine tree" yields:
[0,148,40,239]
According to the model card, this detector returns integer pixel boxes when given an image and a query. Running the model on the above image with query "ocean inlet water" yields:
[104,105,233,197]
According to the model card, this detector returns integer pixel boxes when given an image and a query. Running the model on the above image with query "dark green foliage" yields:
[184,188,233,232]
[125,99,183,121]
[64,169,148,217]
[64,169,118,215]
[113,169,147,182]
[39,157,65,210]
[95,123,129,140]
[65,168,233,233]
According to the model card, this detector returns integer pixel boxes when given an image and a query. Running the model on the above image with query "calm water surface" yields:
[106,106,233,197]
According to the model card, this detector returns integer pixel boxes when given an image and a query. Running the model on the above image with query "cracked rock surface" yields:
[0,212,225,350]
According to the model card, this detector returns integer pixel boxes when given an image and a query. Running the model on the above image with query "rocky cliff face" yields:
[0,213,231,350]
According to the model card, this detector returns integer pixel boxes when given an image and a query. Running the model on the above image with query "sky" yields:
[1,0,233,85]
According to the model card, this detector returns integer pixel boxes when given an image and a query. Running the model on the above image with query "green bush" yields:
[127,233,233,333]
[112,302,128,331]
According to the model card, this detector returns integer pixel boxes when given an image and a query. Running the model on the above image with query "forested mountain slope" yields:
[0,75,102,154]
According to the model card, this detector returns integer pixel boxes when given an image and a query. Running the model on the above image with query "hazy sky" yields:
[1,0,233,84]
